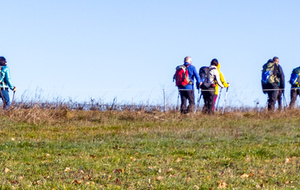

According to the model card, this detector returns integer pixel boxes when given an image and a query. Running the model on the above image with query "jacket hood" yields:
[184,62,190,66]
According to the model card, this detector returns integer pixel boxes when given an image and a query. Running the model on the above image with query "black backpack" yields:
[199,66,216,89]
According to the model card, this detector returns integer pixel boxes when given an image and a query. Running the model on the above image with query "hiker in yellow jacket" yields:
[213,62,229,110]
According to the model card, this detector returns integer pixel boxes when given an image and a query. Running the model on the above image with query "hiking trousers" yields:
[289,88,300,109]
[277,90,283,110]
[0,89,10,109]
[202,88,215,114]
[266,83,279,111]
[179,89,194,114]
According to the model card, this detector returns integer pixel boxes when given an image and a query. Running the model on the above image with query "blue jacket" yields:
[179,62,201,90]
[0,66,14,90]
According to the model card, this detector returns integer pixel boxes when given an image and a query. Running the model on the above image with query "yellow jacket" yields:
[215,63,229,95]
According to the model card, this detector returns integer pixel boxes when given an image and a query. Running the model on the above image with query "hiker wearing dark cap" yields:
[0,56,17,109]
[201,59,229,114]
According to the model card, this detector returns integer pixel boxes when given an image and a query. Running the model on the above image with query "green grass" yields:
[0,109,300,189]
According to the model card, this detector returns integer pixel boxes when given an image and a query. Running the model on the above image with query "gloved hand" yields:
[196,83,201,90]
[13,87,17,92]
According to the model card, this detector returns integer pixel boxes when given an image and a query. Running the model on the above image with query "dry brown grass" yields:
[2,105,300,126]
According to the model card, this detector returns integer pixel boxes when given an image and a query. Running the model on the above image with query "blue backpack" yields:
[261,60,276,84]
[262,70,272,84]
[289,67,300,86]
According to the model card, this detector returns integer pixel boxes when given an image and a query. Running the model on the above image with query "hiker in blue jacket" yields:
[0,56,17,109]
[178,56,201,114]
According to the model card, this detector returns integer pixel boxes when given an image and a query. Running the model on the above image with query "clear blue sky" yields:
[1,0,300,107]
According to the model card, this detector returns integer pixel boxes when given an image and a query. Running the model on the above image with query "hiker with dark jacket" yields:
[0,56,17,109]
[202,59,229,114]
[262,57,283,111]
[177,56,201,114]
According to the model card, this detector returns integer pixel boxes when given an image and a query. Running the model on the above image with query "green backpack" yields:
[262,60,278,84]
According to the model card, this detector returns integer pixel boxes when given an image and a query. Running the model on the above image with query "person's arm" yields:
[214,70,224,88]
[219,71,229,88]
[193,66,201,88]
[0,68,4,83]
[278,65,285,89]
[3,67,14,90]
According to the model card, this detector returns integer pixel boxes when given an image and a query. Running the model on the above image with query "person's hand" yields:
[227,83,230,87]
[198,82,203,89]
[13,87,17,92]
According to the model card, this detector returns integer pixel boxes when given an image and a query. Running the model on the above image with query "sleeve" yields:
[219,71,229,88]
[214,70,224,88]
[4,67,14,90]
[278,65,285,88]
[0,69,4,83]
[193,67,201,86]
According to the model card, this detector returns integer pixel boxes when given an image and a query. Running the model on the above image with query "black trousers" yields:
[179,89,195,114]
[266,83,279,111]
[289,88,300,109]
[276,90,283,110]
[202,88,215,114]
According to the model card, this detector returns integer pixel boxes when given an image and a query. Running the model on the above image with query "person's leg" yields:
[277,91,282,111]
[202,91,209,114]
[0,90,10,109]
[289,88,297,109]
[187,90,195,113]
[213,94,218,111]
[180,90,188,114]
[267,85,278,111]
[207,89,215,114]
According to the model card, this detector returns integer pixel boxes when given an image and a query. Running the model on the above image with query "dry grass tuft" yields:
[1,104,300,126]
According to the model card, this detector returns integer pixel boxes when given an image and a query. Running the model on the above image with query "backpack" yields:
[173,64,191,87]
[289,67,300,87]
[261,60,278,84]
[199,66,216,89]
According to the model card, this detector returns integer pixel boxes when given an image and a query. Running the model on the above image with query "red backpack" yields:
[173,64,191,87]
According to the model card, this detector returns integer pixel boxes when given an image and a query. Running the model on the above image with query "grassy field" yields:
[0,107,300,189]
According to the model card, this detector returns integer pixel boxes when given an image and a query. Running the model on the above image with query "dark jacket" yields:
[277,64,284,89]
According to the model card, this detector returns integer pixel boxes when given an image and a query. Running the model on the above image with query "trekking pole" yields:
[215,88,222,111]
[222,87,229,114]
[11,91,15,108]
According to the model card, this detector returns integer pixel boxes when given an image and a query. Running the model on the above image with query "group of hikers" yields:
[1,54,300,112]
[174,56,300,114]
